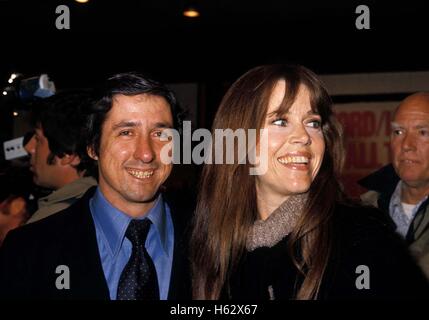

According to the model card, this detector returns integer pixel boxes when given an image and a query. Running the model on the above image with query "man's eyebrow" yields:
[154,122,173,129]
[111,120,173,130]
[391,122,429,129]
[414,123,429,129]
[112,121,141,130]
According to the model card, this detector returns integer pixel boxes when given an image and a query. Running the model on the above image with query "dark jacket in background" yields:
[359,164,429,280]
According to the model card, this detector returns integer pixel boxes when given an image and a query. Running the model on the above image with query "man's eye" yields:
[420,130,429,137]
[392,129,403,136]
[272,118,288,126]
[307,120,321,129]
[119,130,131,136]
[154,131,170,140]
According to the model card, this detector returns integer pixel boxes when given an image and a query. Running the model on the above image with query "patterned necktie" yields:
[117,219,160,300]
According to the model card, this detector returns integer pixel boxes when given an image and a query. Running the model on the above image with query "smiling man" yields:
[0,73,192,300]
[89,93,174,219]
[360,92,429,279]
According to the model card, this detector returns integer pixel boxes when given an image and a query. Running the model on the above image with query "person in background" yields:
[360,92,429,279]
[24,91,97,223]
[0,167,31,246]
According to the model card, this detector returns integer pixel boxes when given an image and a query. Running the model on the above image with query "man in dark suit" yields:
[0,73,192,300]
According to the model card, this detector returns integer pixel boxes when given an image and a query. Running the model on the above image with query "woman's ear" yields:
[87,146,98,160]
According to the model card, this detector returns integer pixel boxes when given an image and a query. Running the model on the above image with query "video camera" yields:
[2,73,56,160]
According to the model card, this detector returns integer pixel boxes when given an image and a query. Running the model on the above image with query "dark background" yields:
[1,0,428,177]
[1,0,428,89]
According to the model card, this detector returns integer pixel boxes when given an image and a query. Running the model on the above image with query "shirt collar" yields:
[391,180,428,208]
[89,187,169,258]
[39,176,97,205]
[390,181,403,209]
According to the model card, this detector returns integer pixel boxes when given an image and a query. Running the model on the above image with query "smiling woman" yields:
[255,81,326,220]
[190,64,429,300]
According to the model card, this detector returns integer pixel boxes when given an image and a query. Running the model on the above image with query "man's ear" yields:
[87,146,98,160]
[59,154,81,166]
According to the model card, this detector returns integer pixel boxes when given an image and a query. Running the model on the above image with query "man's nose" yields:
[133,136,155,163]
[289,124,311,145]
[24,135,36,155]
[401,132,416,152]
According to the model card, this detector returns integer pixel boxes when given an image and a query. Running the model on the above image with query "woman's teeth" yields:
[278,156,309,164]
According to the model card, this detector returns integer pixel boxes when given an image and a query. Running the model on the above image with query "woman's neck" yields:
[256,188,289,220]
[247,192,308,251]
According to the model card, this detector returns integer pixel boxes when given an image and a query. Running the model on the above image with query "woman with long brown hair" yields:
[191,64,429,300]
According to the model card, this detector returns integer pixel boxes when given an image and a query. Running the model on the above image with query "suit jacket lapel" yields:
[164,192,193,300]
[58,187,110,299]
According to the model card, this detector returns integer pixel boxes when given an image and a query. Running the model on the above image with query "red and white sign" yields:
[333,102,399,197]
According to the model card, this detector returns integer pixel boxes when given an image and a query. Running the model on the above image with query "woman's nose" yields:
[289,124,311,145]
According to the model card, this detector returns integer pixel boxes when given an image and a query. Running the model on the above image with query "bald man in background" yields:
[360,92,429,279]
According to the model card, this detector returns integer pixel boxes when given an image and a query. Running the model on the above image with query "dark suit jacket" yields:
[0,187,193,300]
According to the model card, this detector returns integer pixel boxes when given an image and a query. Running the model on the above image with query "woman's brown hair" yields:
[191,65,345,299]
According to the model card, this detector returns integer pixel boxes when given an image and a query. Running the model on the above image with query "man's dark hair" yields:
[33,90,96,177]
[86,72,184,157]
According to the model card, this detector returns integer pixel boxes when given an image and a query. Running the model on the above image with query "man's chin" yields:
[401,175,428,187]
[125,190,160,204]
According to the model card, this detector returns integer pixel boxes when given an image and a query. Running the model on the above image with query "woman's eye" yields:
[307,119,321,128]
[272,118,288,126]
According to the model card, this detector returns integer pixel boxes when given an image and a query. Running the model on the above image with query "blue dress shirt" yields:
[89,187,174,300]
